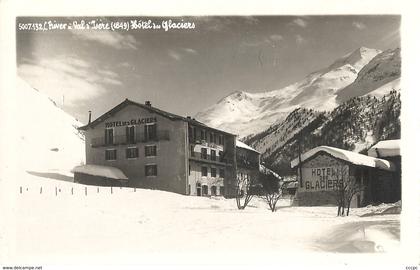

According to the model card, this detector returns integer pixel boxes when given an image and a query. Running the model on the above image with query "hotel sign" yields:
[105,117,157,128]
[301,165,348,191]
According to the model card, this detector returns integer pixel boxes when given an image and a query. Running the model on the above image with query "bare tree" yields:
[235,174,254,210]
[259,171,282,212]
[335,165,364,216]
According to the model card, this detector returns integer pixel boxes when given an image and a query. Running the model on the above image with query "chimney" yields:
[88,110,92,124]
[145,101,151,107]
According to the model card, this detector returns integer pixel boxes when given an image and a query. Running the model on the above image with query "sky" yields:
[16,15,400,124]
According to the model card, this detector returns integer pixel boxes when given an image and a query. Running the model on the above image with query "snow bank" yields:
[290,146,395,171]
[72,164,128,180]
[368,140,400,158]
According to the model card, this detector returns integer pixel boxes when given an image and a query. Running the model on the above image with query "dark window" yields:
[105,129,114,145]
[144,124,157,141]
[210,133,214,143]
[190,145,195,157]
[193,127,197,141]
[145,164,157,176]
[202,185,208,196]
[189,164,191,175]
[219,151,225,162]
[211,168,217,177]
[201,148,207,159]
[218,135,224,145]
[201,166,208,177]
[219,168,225,178]
[200,130,206,141]
[188,184,191,195]
[211,186,217,196]
[126,147,138,159]
[188,126,193,140]
[145,145,157,157]
[210,149,216,161]
[105,149,117,161]
[126,126,135,144]
[220,186,225,196]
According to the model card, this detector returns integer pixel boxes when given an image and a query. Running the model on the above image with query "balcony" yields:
[189,151,234,166]
[91,131,170,147]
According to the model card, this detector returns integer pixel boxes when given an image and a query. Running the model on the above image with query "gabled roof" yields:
[236,140,259,153]
[367,139,400,158]
[290,146,395,172]
[78,99,235,136]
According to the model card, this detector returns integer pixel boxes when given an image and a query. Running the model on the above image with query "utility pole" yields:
[298,134,303,188]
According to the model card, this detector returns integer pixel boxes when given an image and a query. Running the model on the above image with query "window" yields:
[144,123,157,141]
[219,151,225,162]
[126,126,135,144]
[201,148,207,159]
[145,145,157,157]
[188,184,191,195]
[193,127,197,141]
[210,133,214,143]
[188,126,193,140]
[218,135,224,145]
[219,186,225,196]
[219,168,225,178]
[145,164,157,176]
[201,166,208,177]
[200,130,206,141]
[190,145,195,157]
[126,147,138,159]
[211,168,217,177]
[210,149,216,161]
[211,186,217,196]
[189,164,191,175]
[105,149,117,161]
[202,185,208,196]
[105,128,114,145]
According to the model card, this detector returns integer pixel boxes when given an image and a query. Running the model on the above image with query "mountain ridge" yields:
[195,46,386,137]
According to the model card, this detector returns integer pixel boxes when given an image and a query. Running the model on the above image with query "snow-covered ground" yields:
[0,169,401,265]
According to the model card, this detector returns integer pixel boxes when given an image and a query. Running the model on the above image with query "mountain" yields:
[0,77,85,176]
[336,48,401,103]
[246,90,401,175]
[195,47,382,137]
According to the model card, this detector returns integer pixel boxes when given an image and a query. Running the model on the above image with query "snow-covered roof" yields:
[236,140,259,153]
[367,140,400,158]
[290,146,395,172]
[259,164,281,180]
[72,164,128,180]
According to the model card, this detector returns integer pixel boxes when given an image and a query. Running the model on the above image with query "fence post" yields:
[71,187,73,195]
[111,186,113,194]
[40,187,42,194]
[85,186,87,196]
[20,186,22,194]
[97,187,99,193]
[55,187,57,196]
[134,187,136,192]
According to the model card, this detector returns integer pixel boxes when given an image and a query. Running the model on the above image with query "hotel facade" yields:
[77,99,242,197]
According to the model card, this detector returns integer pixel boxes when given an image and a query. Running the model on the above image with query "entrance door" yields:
[196,183,202,196]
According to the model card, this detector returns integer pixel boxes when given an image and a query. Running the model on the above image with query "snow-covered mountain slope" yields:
[336,48,401,103]
[196,47,382,137]
[0,77,85,177]
[246,90,401,176]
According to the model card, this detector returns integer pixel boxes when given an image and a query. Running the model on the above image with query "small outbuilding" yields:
[290,146,397,207]
[72,164,129,187]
